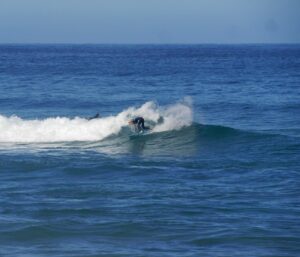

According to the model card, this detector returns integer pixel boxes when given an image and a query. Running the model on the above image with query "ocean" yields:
[0,44,299,256]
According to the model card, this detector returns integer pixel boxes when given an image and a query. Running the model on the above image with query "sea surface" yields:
[0,44,299,257]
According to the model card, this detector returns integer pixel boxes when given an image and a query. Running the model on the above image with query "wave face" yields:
[0,99,297,158]
[0,99,192,143]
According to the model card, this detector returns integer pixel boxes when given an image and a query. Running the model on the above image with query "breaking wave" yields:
[0,99,193,143]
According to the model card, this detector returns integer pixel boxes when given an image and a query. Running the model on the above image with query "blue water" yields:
[0,45,299,256]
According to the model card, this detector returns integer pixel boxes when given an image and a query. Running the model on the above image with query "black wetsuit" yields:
[132,117,149,132]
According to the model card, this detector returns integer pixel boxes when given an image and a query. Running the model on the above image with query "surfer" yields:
[87,113,100,120]
[128,117,150,132]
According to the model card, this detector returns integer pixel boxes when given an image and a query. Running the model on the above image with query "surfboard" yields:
[129,129,151,139]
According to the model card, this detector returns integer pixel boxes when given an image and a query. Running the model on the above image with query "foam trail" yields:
[0,100,193,143]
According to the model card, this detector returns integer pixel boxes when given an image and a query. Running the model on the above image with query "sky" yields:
[0,0,299,44]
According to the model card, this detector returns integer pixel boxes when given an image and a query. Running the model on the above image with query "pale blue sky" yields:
[0,0,299,43]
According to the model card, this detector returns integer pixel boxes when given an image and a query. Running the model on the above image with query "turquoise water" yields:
[0,45,299,256]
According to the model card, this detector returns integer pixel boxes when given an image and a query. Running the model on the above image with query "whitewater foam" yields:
[0,100,193,143]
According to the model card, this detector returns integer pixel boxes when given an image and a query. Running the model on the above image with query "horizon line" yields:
[0,42,299,45]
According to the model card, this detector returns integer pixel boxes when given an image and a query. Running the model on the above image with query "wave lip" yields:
[0,99,193,143]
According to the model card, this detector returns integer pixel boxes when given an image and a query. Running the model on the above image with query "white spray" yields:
[0,99,193,143]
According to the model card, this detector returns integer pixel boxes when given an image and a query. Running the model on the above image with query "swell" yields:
[0,121,297,154]
[0,94,298,157]
[92,123,299,156]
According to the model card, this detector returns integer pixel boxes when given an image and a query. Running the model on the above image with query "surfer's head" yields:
[128,119,134,125]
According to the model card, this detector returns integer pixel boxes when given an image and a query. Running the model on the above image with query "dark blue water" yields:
[0,45,299,256]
